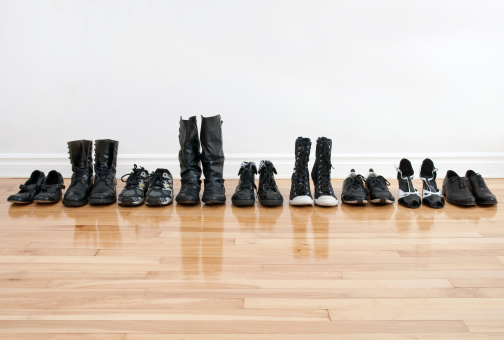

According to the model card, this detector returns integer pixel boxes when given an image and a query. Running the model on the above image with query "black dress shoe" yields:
[466,170,498,205]
[258,160,283,207]
[396,159,421,209]
[232,162,257,206]
[419,158,444,209]
[7,170,45,204]
[33,170,65,204]
[442,170,476,206]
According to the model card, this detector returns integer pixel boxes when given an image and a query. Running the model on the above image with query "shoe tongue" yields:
[348,169,357,178]
[367,169,377,178]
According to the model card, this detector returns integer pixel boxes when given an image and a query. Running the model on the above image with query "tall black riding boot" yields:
[89,139,119,205]
[176,116,202,204]
[63,140,93,207]
[200,115,226,204]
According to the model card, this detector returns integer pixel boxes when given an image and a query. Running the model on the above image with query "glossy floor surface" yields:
[0,178,503,339]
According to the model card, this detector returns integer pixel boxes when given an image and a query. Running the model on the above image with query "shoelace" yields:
[317,143,333,195]
[238,168,257,191]
[450,176,467,189]
[475,174,487,188]
[294,145,310,195]
[149,172,168,189]
[121,165,145,188]
[369,175,390,190]
[351,175,367,192]
[260,164,278,192]
[95,167,111,182]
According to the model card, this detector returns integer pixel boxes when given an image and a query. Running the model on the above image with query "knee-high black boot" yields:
[200,115,226,204]
[63,140,93,207]
[176,116,202,204]
[89,139,119,205]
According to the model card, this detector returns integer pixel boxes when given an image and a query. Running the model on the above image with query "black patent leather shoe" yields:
[466,170,498,205]
[7,170,45,204]
[396,159,421,209]
[33,170,65,204]
[419,159,444,209]
[442,170,476,206]
[232,162,257,206]
[258,160,283,207]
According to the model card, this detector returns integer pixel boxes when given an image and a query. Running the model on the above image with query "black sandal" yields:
[396,158,421,209]
[419,158,445,209]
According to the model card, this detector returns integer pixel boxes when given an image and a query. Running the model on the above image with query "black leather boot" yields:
[200,115,226,204]
[176,116,202,204]
[89,139,119,205]
[63,140,93,207]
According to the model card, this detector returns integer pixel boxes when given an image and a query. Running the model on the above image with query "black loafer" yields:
[33,170,65,204]
[442,170,476,206]
[7,170,45,204]
[466,170,498,205]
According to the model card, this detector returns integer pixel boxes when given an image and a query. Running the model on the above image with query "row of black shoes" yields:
[341,169,395,205]
[7,170,65,204]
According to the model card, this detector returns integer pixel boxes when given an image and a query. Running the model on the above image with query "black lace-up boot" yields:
[176,116,202,204]
[258,160,283,207]
[200,115,226,204]
[442,170,476,206]
[63,140,93,207]
[311,137,338,206]
[89,139,119,205]
[289,137,313,206]
[231,162,257,206]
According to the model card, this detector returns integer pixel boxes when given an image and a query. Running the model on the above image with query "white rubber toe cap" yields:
[314,195,338,206]
[289,195,314,206]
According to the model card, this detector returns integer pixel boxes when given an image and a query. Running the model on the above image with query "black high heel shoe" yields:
[419,159,445,209]
[396,158,421,209]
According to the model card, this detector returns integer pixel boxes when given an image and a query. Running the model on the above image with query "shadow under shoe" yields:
[89,139,119,205]
[420,158,444,209]
[63,140,93,207]
[396,158,421,209]
[232,162,257,206]
[176,116,202,204]
[33,170,65,204]
[7,170,45,204]
[258,160,283,207]
[200,115,226,204]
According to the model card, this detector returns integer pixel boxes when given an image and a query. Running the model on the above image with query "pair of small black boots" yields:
[231,161,283,207]
[62,139,119,207]
[7,170,65,204]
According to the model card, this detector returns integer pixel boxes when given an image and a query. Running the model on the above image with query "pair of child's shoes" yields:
[396,158,445,209]
[7,170,65,204]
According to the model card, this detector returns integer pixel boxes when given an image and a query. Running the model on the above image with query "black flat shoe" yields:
[396,159,421,209]
[465,170,498,205]
[419,159,444,209]
[33,170,65,204]
[442,170,476,206]
[7,170,45,204]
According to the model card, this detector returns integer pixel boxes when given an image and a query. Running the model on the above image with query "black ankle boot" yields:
[89,139,119,205]
[176,116,202,204]
[200,115,226,204]
[289,137,313,206]
[231,162,257,206]
[311,137,338,206]
[63,140,93,207]
[258,160,283,207]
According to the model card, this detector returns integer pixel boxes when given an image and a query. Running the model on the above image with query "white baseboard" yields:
[1,152,503,179]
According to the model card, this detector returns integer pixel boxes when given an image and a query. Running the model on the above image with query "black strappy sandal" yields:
[420,158,445,209]
[396,158,421,209]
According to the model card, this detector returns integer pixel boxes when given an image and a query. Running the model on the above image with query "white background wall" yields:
[1,0,503,178]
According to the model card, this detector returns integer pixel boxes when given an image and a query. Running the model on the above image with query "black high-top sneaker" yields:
[33,170,65,204]
[311,137,338,206]
[396,158,421,208]
[145,169,173,206]
[63,140,93,207]
[258,160,283,207]
[231,162,257,206]
[289,137,313,206]
[420,159,444,209]
[465,170,498,205]
[341,169,367,204]
[365,169,395,204]
[89,139,119,205]
[118,165,149,206]
[7,170,45,204]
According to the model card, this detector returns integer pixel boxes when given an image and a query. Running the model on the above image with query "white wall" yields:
[1,0,503,178]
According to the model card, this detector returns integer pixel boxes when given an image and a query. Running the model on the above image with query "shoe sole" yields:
[314,197,338,207]
[289,196,313,206]
[62,199,88,207]
[342,199,368,205]
[370,198,394,204]
[398,201,421,209]
[89,198,116,205]
[202,200,226,205]
[118,200,144,207]
[145,200,173,207]
[33,200,58,204]
[7,200,32,204]
[259,199,283,207]
[232,199,255,206]
[442,190,476,206]
[176,199,200,205]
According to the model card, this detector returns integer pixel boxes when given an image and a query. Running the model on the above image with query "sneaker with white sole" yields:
[118,164,149,206]
[289,137,313,206]
[311,137,338,207]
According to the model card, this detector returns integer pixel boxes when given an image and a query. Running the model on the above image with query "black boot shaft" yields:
[200,114,224,182]
[289,137,312,200]
[179,116,202,178]
[90,139,119,205]
[63,140,93,207]
[311,137,334,198]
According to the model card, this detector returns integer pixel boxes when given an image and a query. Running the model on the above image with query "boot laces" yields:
[294,145,310,195]
[238,168,257,191]
[317,143,333,195]
[260,163,278,192]
[95,167,111,182]
[72,166,88,183]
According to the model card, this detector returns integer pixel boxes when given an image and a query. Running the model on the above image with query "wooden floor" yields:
[0,177,503,339]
